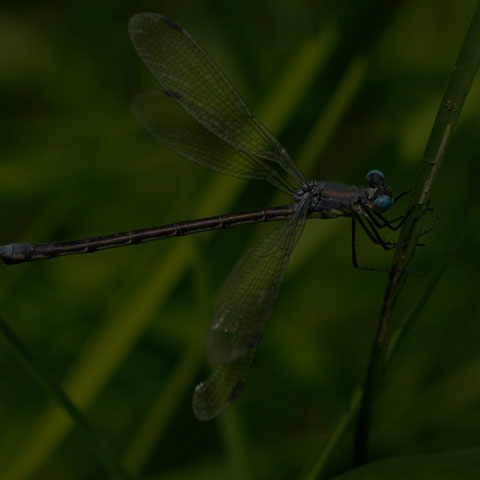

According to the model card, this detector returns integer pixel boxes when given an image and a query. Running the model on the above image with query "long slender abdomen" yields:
[0,205,295,265]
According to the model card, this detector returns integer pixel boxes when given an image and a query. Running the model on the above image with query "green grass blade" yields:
[355,1,480,464]
[123,240,210,475]
[296,218,470,480]
[123,339,204,474]
[260,21,337,133]
[0,316,132,480]
[386,218,471,367]
[218,408,251,480]
[297,388,363,480]
[332,446,480,480]
[296,56,367,174]
[2,241,194,480]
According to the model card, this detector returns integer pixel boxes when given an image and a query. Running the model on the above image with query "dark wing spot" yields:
[228,380,244,403]
[162,16,183,32]
[164,89,182,101]
[247,330,261,349]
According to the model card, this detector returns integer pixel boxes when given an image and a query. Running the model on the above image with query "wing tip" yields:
[192,381,216,421]
[192,378,245,421]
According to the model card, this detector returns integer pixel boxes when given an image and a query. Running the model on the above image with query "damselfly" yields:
[0,13,414,420]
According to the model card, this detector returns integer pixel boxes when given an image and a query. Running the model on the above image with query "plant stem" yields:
[354,0,480,466]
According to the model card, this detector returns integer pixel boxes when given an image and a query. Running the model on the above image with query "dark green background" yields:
[0,0,479,479]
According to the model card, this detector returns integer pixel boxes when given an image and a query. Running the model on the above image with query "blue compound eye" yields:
[366,170,385,187]
[366,169,384,182]
[373,195,391,211]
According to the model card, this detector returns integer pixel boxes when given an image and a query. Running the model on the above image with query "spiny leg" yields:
[351,216,426,274]
[371,203,430,231]
[353,212,395,250]
[392,190,410,205]
[351,216,395,272]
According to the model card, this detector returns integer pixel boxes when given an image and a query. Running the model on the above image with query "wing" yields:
[132,91,296,194]
[192,197,310,420]
[129,12,305,193]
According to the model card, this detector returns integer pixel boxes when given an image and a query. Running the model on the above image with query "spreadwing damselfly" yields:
[0,13,419,420]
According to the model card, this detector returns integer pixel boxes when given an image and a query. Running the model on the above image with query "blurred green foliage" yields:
[0,0,479,479]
